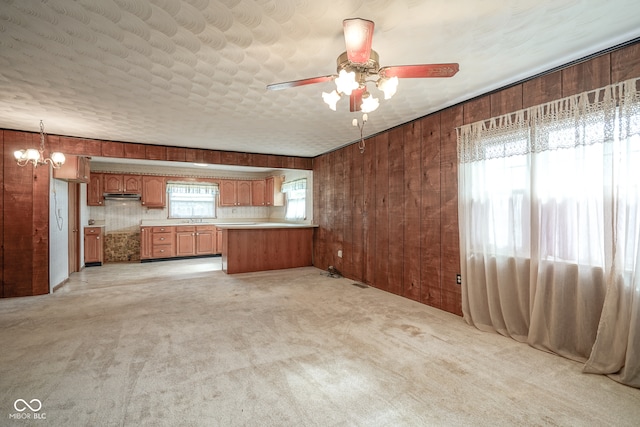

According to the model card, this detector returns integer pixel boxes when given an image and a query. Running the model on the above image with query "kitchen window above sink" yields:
[167,182,218,219]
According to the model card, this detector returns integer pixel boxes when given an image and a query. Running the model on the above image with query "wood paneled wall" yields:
[0,133,312,297]
[312,42,640,316]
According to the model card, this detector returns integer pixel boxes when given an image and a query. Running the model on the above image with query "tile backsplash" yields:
[89,201,270,233]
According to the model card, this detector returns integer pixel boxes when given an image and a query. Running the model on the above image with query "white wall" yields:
[49,177,69,292]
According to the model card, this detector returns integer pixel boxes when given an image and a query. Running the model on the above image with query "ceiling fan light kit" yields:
[267,18,459,115]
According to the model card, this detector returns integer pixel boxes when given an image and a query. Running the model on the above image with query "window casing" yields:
[167,182,218,219]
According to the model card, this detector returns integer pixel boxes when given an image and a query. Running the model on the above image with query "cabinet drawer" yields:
[84,227,102,235]
[152,226,172,233]
[152,245,173,257]
[152,233,172,244]
[176,226,195,232]
[196,226,215,232]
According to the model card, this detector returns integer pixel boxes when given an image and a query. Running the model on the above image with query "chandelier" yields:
[14,120,65,169]
[321,50,399,113]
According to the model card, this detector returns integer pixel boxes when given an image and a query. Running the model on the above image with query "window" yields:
[282,178,307,220]
[167,182,218,219]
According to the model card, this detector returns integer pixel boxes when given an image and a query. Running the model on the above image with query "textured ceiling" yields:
[1,0,640,158]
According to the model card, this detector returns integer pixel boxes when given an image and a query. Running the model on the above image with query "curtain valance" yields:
[457,77,640,163]
[282,178,307,193]
[166,182,219,195]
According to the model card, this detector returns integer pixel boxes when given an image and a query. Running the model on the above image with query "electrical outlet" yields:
[338,250,343,258]
[456,274,462,285]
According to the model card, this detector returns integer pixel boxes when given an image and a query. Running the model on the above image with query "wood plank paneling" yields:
[611,43,640,82]
[373,133,389,291]
[440,106,463,316]
[84,139,102,156]
[145,145,166,160]
[166,147,186,162]
[342,145,354,277]
[32,152,49,295]
[491,85,523,117]
[202,150,220,165]
[3,131,35,297]
[387,127,404,295]
[102,141,125,157]
[220,151,239,165]
[522,72,563,109]
[332,149,345,273]
[403,121,421,301]
[363,136,376,285]
[464,96,491,125]
[351,142,364,280]
[420,114,442,308]
[124,144,147,159]
[57,135,86,155]
[562,54,611,97]
[267,155,284,168]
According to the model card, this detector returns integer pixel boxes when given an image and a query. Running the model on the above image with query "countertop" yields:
[139,220,317,229]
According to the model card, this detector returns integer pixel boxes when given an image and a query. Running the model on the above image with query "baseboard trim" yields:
[52,278,69,293]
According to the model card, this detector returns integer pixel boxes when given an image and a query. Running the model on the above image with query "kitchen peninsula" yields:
[217,223,317,274]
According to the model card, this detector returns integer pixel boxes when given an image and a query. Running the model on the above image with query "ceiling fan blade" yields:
[266,75,335,91]
[349,87,364,112]
[379,63,459,79]
[343,18,374,64]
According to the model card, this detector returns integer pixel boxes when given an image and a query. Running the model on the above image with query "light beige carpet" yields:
[1,258,639,426]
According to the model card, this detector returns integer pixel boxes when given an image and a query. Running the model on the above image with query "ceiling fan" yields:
[266,18,459,113]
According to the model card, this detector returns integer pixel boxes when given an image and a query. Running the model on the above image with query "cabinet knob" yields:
[97,237,100,240]
[160,237,165,241]
[142,202,145,205]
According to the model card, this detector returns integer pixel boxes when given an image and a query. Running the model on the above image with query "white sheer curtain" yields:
[282,178,307,220]
[457,78,640,387]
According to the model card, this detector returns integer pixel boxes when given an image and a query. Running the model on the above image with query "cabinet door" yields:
[104,174,123,192]
[237,180,252,206]
[141,176,166,208]
[269,175,285,207]
[123,175,142,193]
[251,180,266,206]
[87,173,104,206]
[215,228,223,254]
[84,228,103,264]
[219,180,237,206]
[176,231,196,256]
[196,227,215,254]
[140,227,152,259]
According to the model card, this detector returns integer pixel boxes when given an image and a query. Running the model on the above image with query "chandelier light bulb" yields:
[51,152,66,165]
[334,69,359,96]
[361,93,379,113]
[322,90,341,111]
[378,76,399,99]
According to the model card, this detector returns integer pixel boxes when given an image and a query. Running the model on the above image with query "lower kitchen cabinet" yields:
[141,225,220,261]
[176,226,196,257]
[84,227,104,266]
[195,226,216,254]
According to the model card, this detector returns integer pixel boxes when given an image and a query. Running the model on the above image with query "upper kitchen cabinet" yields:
[87,173,104,206]
[265,176,285,207]
[251,180,266,206]
[123,175,142,193]
[103,174,122,193]
[103,174,142,193]
[219,180,252,206]
[52,155,90,183]
[141,176,165,208]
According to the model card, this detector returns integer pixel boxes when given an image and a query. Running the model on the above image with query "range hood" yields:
[103,193,141,201]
